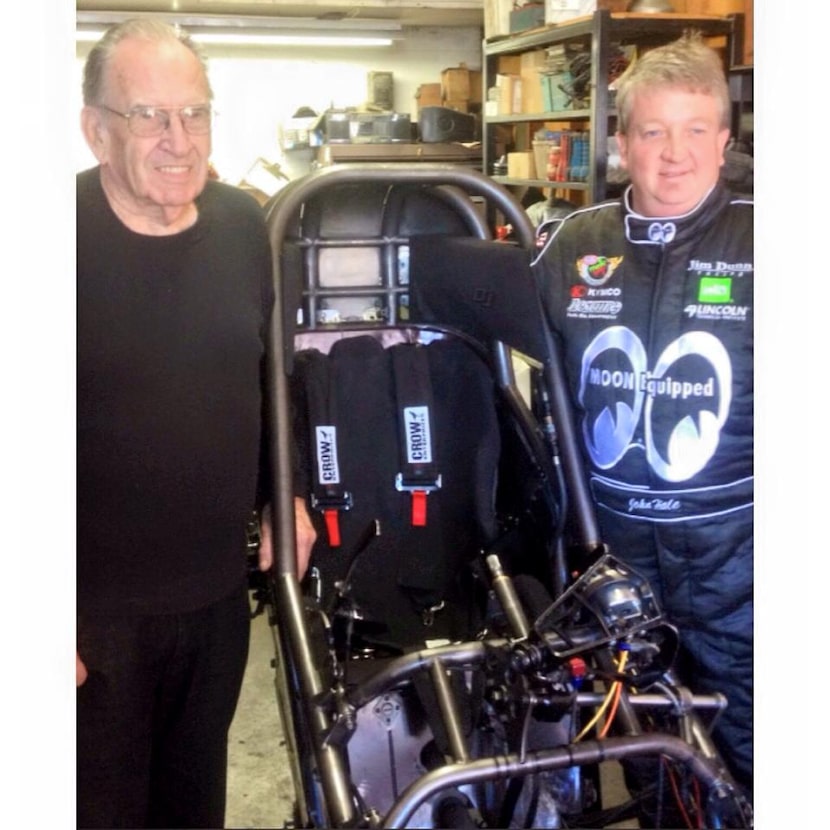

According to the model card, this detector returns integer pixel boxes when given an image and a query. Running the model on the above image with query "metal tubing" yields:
[539,325,604,552]
[662,669,728,762]
[491,341,569,595]
[486,553,531,640]
[346,641,500,710]
[574,691,727,712]
[266,609,314,826]
[345,638,728,716]
[383,734,733,828]
[265,165,534,829]
[272,573,356,826]
[428,661,470,763]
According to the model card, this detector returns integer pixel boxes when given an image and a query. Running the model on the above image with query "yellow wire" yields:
[574,647,629,742]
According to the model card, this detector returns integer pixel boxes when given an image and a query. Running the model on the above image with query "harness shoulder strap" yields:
[298,349,351,547]
[391,344,442,527]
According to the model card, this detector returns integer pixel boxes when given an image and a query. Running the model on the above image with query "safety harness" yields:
[292,333,500,647]
[391,345,442,529]
[303,349,352,548]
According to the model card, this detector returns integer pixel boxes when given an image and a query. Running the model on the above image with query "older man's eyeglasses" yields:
[98,104,214,137]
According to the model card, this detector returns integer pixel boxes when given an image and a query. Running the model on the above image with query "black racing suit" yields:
[533,181,753,791]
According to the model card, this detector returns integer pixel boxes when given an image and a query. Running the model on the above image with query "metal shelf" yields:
[484,12,737,56]
[492,176,588,190]
[482,10,743,204]
[487,109,591,124]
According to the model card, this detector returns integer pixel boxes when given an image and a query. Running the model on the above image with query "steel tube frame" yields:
[264,164,539,827]
[383,734,734,828]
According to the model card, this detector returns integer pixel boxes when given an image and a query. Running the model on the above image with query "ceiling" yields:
[75,0,485,28]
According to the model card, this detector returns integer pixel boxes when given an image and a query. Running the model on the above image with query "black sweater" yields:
[77,167,274,614]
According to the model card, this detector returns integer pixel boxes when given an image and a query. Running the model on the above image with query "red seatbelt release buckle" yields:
[395,473,442,528]
[310,491,352,548]
[411,491,428,527]
[323,508,341,548]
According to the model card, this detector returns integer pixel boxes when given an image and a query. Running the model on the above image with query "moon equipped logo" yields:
[579,327,732,482]
[647,222,676,244]
[576,254,623,286]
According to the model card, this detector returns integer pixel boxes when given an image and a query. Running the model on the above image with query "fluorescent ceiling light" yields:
[191,33,393,47]
[76,29,106,42]
[76,11,401,48]
[76,28,393,47]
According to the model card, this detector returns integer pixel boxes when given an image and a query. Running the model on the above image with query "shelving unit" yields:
[482,10,744,204]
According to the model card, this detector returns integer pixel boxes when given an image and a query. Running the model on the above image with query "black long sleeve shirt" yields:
[77,167,274,615]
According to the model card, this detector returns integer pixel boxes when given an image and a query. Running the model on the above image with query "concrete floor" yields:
[226,608,294,830]
[226,600,638,830]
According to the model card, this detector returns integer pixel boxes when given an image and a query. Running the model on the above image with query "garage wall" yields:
[73,25,483,184]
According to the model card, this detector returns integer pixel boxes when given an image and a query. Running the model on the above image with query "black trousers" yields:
[77,582,251,829]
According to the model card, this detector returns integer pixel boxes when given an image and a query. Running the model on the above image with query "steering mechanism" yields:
[533,552,674,662]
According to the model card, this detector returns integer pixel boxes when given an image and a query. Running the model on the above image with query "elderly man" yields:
[76,19,314,828]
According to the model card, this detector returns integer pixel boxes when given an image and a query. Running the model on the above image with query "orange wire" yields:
[598,680,622,738]
[598,647,628,739]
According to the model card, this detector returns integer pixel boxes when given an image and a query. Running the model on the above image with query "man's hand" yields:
[258,499,317,580]
[293,497,316,580]
[76,651,88,687]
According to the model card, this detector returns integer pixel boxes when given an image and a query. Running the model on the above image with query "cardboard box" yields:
[507,151,536,179]
[521,75,544,115]
[496,74,521,115]
[468,72,484,104]
[521,50,550,72]
[415,83,442,116]
[497,55,522,76]
[520,50,549,114]
[416,83,442,105]
[441,64,482,103]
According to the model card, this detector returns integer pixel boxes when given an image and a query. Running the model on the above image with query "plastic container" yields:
[533,139,558,182]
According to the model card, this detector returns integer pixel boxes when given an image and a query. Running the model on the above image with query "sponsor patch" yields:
[698,277,732,304]
[566,298,623,319]
[684,304,749,321]
[576,254,623,286]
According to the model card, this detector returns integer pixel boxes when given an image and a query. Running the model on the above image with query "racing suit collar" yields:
[622,182,730,246]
